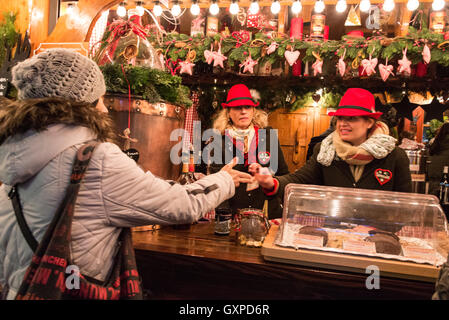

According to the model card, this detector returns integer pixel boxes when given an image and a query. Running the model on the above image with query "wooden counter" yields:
[133,222,436,300]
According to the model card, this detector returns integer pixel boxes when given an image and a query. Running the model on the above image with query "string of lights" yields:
[112,0,447,18]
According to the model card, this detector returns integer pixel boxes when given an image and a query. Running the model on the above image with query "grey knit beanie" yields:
[11,48,106,104]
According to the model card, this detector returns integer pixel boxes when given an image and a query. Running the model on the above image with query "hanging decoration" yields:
[266,41,279,55]
[422,44,431,64]
[392,95,417,121]
[284,48,300,66]
[240,53,258,74]
[312,52,323,76]
[213,42,227,68]
[337,48,346,77]
[345,5,362,26]
[379,58,395,82]
[361,49,378,76]
[421,97,448,122]
[397,47,412,76]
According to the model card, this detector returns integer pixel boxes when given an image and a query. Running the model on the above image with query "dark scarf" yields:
[0,97,117,145]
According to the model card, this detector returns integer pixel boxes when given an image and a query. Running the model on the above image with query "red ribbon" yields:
[232,31,251,48]
[99,15,148,65]
[120,64,132,129]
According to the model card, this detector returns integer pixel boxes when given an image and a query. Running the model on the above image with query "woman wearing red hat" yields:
[208,84,289,219]
[250,88,412,198]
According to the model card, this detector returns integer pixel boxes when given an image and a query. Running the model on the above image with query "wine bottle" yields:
[173,152,194,229]
[439,166,449,204]
[188,149,197,182]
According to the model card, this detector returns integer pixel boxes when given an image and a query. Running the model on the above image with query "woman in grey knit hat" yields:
[0,49,251,299]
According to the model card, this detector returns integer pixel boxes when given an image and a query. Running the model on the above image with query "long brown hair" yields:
[0,97,117,145]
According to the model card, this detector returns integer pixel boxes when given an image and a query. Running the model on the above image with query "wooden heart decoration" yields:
[166,58,181,75]
[284,50,300,66]
[379,63,394,82]
[374,168,392,185]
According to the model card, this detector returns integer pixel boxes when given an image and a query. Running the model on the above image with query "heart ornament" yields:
[374,168,393,185]
[284,50,300,66]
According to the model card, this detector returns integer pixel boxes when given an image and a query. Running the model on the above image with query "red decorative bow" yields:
[232,31,251,48]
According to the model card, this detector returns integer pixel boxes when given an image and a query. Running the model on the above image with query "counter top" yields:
[133,222,436,300]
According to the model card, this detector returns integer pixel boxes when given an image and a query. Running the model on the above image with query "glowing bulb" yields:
[407,0,419,11]
[360,0,371,12]
[171,3,181,16]
[136,4,145,16]
[314,0,325,13]
[383,0,395,12]
[210,2,219,15]
[117,3,127,17]
[291,0,302,14]
[432,0,445,11]
[190,2,200,15]
[271,1,281,14]
[336,0,347,12]
[230,1,239,15]
[249,1,260,14]
[153,3,163,16]
[66,3,75,15]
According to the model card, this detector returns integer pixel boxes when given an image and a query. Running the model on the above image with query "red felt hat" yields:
[222,84,260,108]
[328,88,383,119]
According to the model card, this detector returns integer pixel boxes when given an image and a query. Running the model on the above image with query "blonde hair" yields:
[212,108,268,134]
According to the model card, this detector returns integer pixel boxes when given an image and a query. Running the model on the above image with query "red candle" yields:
[324,25,329,40]
[290,17,303,40]
[292,60,302,76]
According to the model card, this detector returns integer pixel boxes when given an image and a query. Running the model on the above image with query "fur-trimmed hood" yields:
[0,97,117,185]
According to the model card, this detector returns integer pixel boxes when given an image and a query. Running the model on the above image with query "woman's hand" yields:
[248,163,275,190]
[220,157,253,187]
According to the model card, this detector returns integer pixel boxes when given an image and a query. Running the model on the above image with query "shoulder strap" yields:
[8,186,38,252]
[8,140,100,253]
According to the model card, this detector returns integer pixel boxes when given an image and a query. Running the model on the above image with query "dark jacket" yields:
[428,135,449,197]
[276,142,412,200]
[210,126,289,219]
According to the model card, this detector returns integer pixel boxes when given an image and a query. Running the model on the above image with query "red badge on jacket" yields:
[258,151,271,165]
[374,168,392,185]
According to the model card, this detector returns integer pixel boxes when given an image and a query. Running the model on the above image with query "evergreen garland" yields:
[0,12,19,69]
[100,64,192,107]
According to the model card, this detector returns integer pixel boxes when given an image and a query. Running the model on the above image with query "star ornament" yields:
[179,60,195,75]
[392,95,418,121]
[240,55,258,74]
[397,48,412,75]
[421,97,448,122]
[213,48,227,68]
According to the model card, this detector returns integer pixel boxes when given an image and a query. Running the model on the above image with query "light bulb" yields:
[383,0,395,12]
[249,1,260,14]
[210,2,219,15]
[171,3,181,16]
[230,1,239,15]
[432,0,445,11]
[360,0,371,12]
[336,0,347,12]
[190,2,200,15]
[153,3,162,16]
[314,0,325,13]
[117,3,127,17]
[136,4,145,16]
[291,0,302,14]
[407,0,419,11]
[271,1,281,14]
[66,3,75,15]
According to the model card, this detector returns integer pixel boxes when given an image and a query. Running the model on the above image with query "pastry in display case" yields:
[262,184,449,282]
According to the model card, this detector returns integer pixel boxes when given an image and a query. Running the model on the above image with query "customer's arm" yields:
[98,143,237,227]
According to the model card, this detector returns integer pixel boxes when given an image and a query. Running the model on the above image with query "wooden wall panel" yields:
[1,0,30,34]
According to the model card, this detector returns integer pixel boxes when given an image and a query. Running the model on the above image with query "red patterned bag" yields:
[13,142,143,300]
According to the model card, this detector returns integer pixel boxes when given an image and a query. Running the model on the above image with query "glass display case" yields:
[262,184,449,281]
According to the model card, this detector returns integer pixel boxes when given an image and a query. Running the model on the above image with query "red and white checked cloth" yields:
[182,91,200,152]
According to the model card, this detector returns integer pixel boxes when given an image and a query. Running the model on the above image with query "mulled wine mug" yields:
[235,208,270,247]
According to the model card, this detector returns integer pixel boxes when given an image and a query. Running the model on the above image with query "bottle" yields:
[173,152,194,229]
[188,149,197,182]
[176,153,193,185]
[439,166,449,204]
